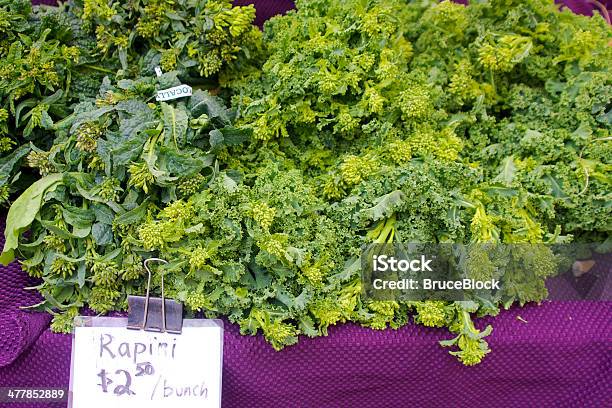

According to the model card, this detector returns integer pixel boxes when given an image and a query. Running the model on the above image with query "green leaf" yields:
[69,105,115,134]
[572,122,592,140]
[209,129,224,151]
[479,325,493,338]
[1,173,64,265]
[221,172,238,192]
[480,185,518,197]
[543,175,568,199]
[92,204,116,225]
[157,146,209,176]
[108,131,150,168]
[73,226,92,239]
[116,102,158,140]
[299,316,318,337]
[331,257,360,281]
[54,286,74,303]
[188,90,230,123]
[452,195,476,209]
[100,248,121,262]
[0,144,30,186]
[40,220,77,239]
[62,206,95,229]
[114,198,150,225]
[209,126,250,151]
[77,263,86,287]
[220,126,251,145]
[161,102,189,146]
[439,337,458,347]
[359,190,406,222]
[92,222,113,245]
[494,156,516,186]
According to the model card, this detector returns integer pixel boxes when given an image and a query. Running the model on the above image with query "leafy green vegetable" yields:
[3,0,611,366]
[72,0,262,79]
[1,76,249,318]
[138,163,358,350]
[0,173,63,265]
[225,0,611,363]
[0,0,261,206]
[0,0,114,204]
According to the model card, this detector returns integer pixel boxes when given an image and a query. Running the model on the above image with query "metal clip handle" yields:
[143,258,168,332]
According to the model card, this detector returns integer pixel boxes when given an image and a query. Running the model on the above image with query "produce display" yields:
[1,0,610,366]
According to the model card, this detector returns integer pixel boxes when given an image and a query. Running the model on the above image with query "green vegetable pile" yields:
[0,0,110,205]
[1,0,610,366]
[74,0,262,79]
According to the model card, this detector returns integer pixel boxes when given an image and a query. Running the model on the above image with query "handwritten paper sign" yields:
[69,317,223,408]
[155,85,193,101]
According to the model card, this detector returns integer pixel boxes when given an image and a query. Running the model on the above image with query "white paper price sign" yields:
[69,317,223,408]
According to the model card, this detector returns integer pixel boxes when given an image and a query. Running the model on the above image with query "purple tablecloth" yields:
[1,250,611,408]
[1,1,611,407]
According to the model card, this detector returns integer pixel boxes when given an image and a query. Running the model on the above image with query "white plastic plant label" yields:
[69,317,223,408]
[155,85,193,101]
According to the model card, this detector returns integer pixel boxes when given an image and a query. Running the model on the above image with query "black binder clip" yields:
[127,258,183,334]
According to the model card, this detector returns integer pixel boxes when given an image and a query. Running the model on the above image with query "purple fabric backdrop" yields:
[1,1,611,407]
